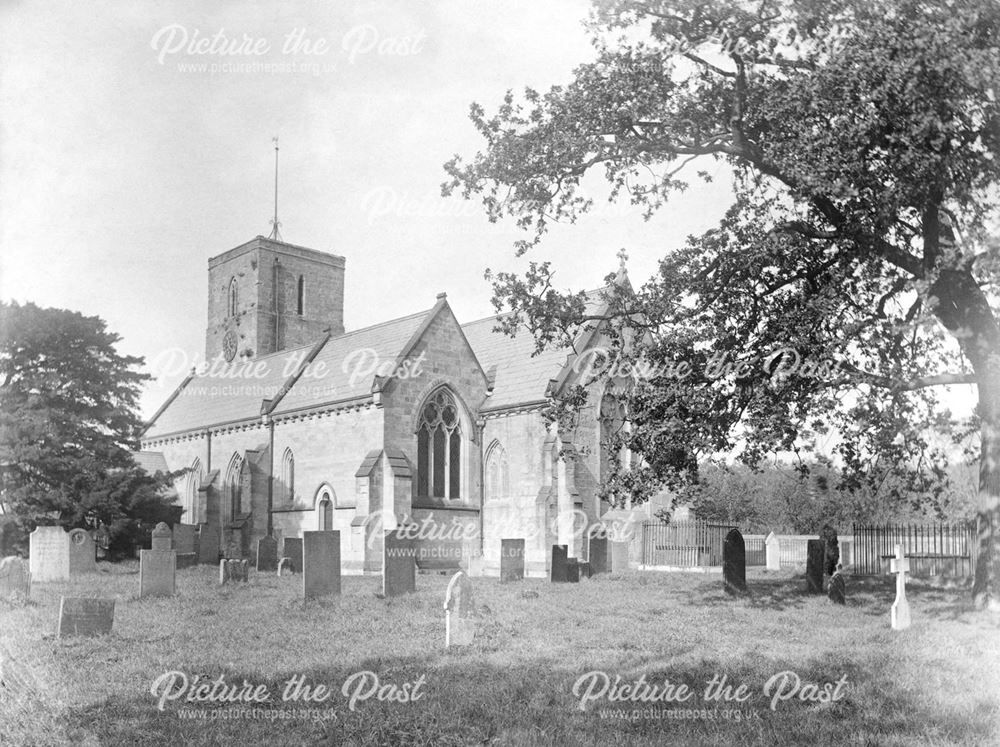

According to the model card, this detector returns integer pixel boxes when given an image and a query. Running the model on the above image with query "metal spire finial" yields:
[268,136,282,241]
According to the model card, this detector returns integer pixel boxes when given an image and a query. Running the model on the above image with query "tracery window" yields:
[416,389,463,500]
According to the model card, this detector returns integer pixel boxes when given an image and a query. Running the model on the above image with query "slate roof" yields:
[132,451,170,474]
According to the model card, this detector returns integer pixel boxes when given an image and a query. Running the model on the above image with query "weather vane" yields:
[269,136,282,241]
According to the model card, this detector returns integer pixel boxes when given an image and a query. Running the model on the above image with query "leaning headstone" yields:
[151,523,172,552]
[383,531,416,597]
[57,597,114,637]
[303,531,340,599]
[806,539,825,594]
[197,524,219,565]
[609,541,629,573]
[765,531,781,571]
[282,537,303,573]
[139,549,176,597]
[444,571,476,647]
[890,545,911,630]
[723,528,747,595]
[29,526,70,582]
[588,536,609,575]
[550,545,569,583]
[828,565,846,605]
[256,536,279,572]
[500,539,525,583]
[0,557,31,601]
[277,557,295,576]
[566,557,580,583]
[67,529,97,574]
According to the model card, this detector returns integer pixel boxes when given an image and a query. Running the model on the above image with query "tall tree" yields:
[0,301,178,554]
[444,0,1000,604]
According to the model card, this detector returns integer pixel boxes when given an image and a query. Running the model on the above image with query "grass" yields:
[1,562,998,746]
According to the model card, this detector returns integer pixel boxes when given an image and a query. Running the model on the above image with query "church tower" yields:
[205,236,345,362]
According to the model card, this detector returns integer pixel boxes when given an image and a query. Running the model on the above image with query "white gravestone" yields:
[890,545,911,631]
[29,526,70,582]
[765,531,781,571]
[444,571,476,647]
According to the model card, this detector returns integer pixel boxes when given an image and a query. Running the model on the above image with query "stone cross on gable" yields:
[890,545,911,631]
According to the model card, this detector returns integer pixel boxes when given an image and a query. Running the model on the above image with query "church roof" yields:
[462,288,611,412]
[143,307,435,438]
[132,450,170,474]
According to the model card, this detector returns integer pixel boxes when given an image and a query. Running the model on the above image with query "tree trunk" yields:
[971,364,1000,608]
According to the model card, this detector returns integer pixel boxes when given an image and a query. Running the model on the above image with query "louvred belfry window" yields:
[416,389,462,500]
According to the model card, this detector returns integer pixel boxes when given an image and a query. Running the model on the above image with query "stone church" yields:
[139,235,639,576]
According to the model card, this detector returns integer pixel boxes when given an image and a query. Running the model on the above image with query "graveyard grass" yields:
[2,564,999,746]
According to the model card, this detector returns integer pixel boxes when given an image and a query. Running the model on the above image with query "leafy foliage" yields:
[0,301,180,556]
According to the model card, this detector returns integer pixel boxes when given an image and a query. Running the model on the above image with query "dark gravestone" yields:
[0,557,31,601]
[566,557,580,583]
[821,525,840,576]
[303,531,341,599]
[806,539,825,594]
[57,597,114,637]
[723,529,747,595]
[67,529,97,574]
[500,539,525,583]
[173,524,198,569]
[579,561,592,579]
[828,568,846,605]
[256,536,279,572]
[550,545,569,583]
[588,536,609,575]
[282,537,303,573]
[198,525,219,565]
[139,550,176,597]
[383,532,416,597]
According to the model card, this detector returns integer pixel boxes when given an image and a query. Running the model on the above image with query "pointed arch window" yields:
[280,448,295,505]
[485,442,509,502]
[185,458,202,520]
[296,275,304,316]
[224,453,245,524]
[416,389,463,500]
[228,277,239,317]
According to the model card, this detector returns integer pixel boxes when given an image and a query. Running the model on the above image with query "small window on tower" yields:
[297,275,304,315]
[228,277,238,317]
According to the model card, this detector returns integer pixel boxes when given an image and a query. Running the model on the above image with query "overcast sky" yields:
[0,0,974,427]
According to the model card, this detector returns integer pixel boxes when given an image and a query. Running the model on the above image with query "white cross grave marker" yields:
[890,544,910,631]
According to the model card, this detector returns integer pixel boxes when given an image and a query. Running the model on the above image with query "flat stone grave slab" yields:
[303,531,341,599]
[500,539,525,583]
[57,597,114,637]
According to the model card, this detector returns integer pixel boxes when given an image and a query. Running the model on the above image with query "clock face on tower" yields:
[223,330,238,362]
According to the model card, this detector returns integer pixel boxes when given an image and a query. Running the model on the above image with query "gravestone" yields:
[57,597,114,637]
[890,545,911,630]
[609,541,629,573]
[723,528,747,595]
[29,526,70,582]
[806,539,825,594]
[151,523,172,552]
[765,532,781,571]
[224,540,242,560]
[277,557,295,576]
[139,549,176,597]
[550,545,569,583]
[500,539,525,583]
[198,524,219,565]
[173,524,198,569]
[444,571,476,647]
[383,532,416,597]
[282,537,303,573]
[256,536,279,573]
[828,565,846,605]
[302,531,340,599]
[566,557,580,583]
[219,559,249,584]
[821,524,840,576]
[0,557,31,600]
[67,529,97,574]
[588,536,609,575]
